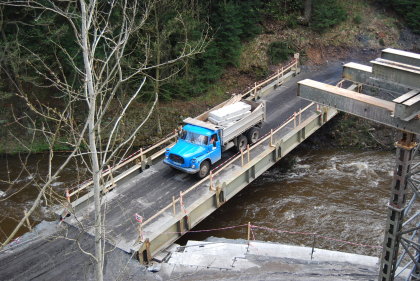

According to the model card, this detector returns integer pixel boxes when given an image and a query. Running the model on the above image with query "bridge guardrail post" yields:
[281,67,284,83]
[209,171,214,191]
[247,222,251,245]
[247,144,250,163]
[140,148,144,162]
[107,165,116,191]
[270,129,274,147]
[299,108,302,125]
[172,196,176,215]
[254,82,257,98]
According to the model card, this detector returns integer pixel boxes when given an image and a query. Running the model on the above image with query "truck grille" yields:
[169,154,184,164]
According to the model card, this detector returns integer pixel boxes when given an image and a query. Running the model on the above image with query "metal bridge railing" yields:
[141,101,315,228]
[66,55,300,205]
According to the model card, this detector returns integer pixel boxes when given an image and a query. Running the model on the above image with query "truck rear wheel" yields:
[246,127,260,144]
[197,160,210,179]
[236,135,248,152]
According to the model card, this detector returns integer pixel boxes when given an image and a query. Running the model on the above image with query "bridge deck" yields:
[0,61,346,280]
[65,63,341,254]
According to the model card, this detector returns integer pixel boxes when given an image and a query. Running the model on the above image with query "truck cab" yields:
[164,124,222,178]
[164,96,265,178]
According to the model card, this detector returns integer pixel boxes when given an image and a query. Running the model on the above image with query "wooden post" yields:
[270,129,274,147]
[299,108,302,125]
[107,165,115,188]
[179,191,183,213]
[172,196,176,215]
[140,148,144,162]
[138,222,143,242]
[24,209,31,231]
[254,82,257,97]
[247,222,251,244]
[241,148,244,166]
[209,171,214,191]
[247,144,250,163]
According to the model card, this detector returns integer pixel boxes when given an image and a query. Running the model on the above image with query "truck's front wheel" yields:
[197,160,210,179]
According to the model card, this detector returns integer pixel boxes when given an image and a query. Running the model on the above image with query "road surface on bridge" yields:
[0,62,343,281]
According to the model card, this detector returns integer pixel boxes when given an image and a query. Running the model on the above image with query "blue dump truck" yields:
[164,95,266,178]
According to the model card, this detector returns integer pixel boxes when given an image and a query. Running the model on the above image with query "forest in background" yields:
[0,0,419,153]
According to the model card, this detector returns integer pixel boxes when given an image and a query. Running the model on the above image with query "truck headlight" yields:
[191,158,197,163]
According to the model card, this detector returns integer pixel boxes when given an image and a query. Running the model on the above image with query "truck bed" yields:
[184,96,265,145]
[220,101,265,144]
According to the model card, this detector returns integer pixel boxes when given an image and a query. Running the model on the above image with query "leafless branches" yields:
[0,0,209,279]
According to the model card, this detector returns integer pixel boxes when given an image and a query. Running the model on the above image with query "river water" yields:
[180,147,395,257]
[0,148,395,257]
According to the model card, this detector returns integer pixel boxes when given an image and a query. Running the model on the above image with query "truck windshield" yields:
[180,130,208,145]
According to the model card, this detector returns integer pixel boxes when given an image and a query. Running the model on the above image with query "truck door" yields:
[208,133,221,163]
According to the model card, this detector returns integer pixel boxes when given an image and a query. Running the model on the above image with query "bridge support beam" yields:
[342,63,410,95]
[297,79,420,135]
[298,48,420,281]
[379,132,417,281]
[371,58,420,90]
[381,48,420,68]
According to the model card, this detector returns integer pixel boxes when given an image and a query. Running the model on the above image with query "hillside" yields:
[0,0,419,153]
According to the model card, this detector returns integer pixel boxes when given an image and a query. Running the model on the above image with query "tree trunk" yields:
[154,6,162,136]
[303,0,312,24]
[80,1,103,281]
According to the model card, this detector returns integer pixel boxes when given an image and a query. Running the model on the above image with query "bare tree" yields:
[303,0,312,24]
[0,1,208,280]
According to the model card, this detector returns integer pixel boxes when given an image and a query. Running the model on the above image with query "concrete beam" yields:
[381,48,420,67]
[371,58,420,89]
[343,62,372,82]
[393,90,420,121]
[343,62,411,95]
[298,79,420,135]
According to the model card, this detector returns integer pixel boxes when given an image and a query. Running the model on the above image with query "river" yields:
[180,147,395,257]
[0,147,395,258]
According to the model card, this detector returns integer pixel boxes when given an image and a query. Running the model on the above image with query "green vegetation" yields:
[353,14,362,25]
[310,0,347,33]
[268,42,295,64]
[262,0,303,27]
[381,0,420,34]
[0,0,417,154]
[164,1,262,99]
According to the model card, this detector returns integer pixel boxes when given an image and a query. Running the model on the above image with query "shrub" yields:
[310,0,347,33]
[381,0,420,34]
[353,14,362,25]
[267,42,295,64]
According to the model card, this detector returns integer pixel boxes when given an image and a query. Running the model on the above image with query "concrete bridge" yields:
[1,50,417,280]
